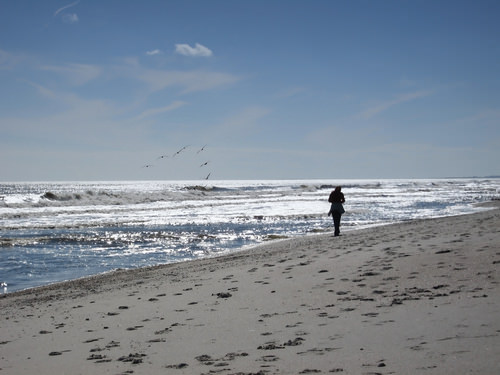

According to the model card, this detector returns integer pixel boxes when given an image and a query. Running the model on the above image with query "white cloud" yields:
[175,43,213,57]
[62,13,79,24]
[146,49,161,56]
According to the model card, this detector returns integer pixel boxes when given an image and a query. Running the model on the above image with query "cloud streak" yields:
[137,68,240,95]
[358,89,434,119]
[40,63,101,85]
[62,13,79,24]
[175,43,213,57]
[146,49,161,56]
[0,49,23,69]
[133,101,187,121]
[54,0,80,17]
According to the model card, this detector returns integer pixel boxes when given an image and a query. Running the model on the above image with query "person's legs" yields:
[332,212,341,236]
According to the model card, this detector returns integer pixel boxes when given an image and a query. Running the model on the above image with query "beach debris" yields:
[87,354,111,363]
[195,354,214,365]
[147,338,166,343]
[83,338,102,343]
[166,363,189,369]
[154,327,172,335]
[126,325,144,331]
[284,337,305,346]
[435,249,452,254]
[215,292,232,298]
[257,342,285,350]
[106,341,120,349]
[118,353,146,364]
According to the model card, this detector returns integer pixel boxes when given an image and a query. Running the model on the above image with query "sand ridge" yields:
[1,204,499,374]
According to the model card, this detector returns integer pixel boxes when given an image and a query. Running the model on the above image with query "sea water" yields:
[1,179,499,293]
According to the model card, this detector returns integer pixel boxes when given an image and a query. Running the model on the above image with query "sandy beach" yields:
[1,203,499,375]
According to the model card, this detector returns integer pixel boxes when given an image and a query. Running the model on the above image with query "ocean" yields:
[1,178,499,293]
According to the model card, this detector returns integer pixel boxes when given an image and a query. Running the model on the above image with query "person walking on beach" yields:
[328,186,345,236]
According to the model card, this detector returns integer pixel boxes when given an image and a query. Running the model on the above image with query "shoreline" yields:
[4,202,497,297]
[1,204,499,374]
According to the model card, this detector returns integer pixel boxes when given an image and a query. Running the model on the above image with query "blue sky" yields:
[1,0,499,181]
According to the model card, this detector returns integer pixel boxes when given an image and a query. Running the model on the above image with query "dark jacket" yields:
[328,190,345,203]
[328,189,345,215]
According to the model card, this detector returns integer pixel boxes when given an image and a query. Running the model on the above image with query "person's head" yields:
[335,186,341,192]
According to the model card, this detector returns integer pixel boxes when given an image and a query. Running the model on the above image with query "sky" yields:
[1,0,499,181]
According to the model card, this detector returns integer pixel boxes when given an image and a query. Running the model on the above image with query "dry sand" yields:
[1,203,499,375]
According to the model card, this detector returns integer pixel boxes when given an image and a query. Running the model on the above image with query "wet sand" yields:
[1,203,499,374]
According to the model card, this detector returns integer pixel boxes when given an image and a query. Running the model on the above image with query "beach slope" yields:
[1,204,499,374]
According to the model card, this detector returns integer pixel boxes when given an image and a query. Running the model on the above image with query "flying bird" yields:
[156,154,169,160]
[173,145,189,157]
[205,173,211,180]
[200,161,210,167]
[197,144,207,154]
[142,164,154,168]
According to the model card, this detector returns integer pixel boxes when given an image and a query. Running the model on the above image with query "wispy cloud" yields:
[0,49,23,69]
[137,69,240,95]
[215,106,271,136]
[133,101,187,121]
[62,13,79,24]
[2,81,124,148]
[274,87,305,99]
[358,89,434,119]
[23,80,59,100]
[1,50,242,155]
[54,1,80,24]
[54,1,80,17]
[175,43,213,57]
[40,63,101,85]
[146,49,161,56]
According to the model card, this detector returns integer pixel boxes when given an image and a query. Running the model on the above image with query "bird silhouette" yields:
[172,145,189,157]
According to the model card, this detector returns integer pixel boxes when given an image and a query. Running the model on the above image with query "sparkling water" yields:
[1,178,498,292]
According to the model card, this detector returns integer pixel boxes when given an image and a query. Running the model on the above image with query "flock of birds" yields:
[142,144,212,180]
